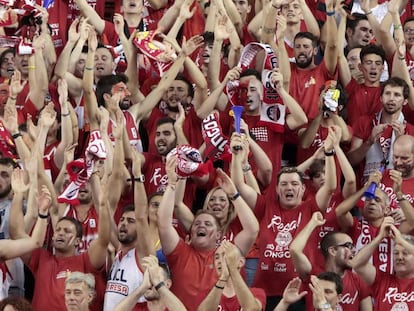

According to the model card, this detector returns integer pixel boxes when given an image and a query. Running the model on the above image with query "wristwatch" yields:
[317,302,332,310]
[133,175,145,183]
[396,192,408,202]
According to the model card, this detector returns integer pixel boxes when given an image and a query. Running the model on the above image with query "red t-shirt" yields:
[346,79,382,127]
[372,271,414,310]
[380,170,414,210]
[196,287,267,310]
[289,61,337,121]
[29,249,105,311]
[253,192,320,296]
[167,240,217,311]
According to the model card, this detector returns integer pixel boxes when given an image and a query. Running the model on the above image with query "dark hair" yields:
[403,16,414,27]
[320,232,338,259]
[156,117,175,128]
[309,159,325,179]
[359,44,386,63]
[381,77,410,100]
[346,13,369,36]
[277,167,305,184]
[0,157,18,168]
[0,48,15,64]
[202,31,215,45]
[0,297,33,311]
[148,191,164,203]
[240,68,261,81]
[294,32,318,48]
[122,205,135,215]
[194,209,221,229]
[318,271,343,295]
[57,217,83,238]
[175,73,194,99]
[95,74,129,107]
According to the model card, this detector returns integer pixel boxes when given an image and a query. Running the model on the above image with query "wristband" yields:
[365,10,373,15]
[28,66,36,70]
[38,213,49,219]
[229,192,240,201]
[324,149,335,157]
[399,56,406,60]
[85,66,93,70]
[215,284,225,290]
[11,132,22,139]
[242,164,251,173]
[326,10,335,16]
[61,112,70,117]
[272,4,280,9]
[394,24,402,30]
[9,96,16,101]
[154,281,165,290]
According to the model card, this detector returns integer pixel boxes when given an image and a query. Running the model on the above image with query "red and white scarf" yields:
[58,130,106,205]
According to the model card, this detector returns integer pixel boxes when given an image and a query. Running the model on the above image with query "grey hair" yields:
[65,272,96,298]
[402,234,414,246]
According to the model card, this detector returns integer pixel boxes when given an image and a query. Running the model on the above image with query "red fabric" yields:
[289,61,337,121]
[63,205,99,254]
[346,78,382,127]
[167,240,217,311]
[349,218,393,274]
[43,141,60,182]
[252,193,319,296]
[196,287,266,310]
[372,271,414,310]
[29,249,105,311]
[107,110,142,151]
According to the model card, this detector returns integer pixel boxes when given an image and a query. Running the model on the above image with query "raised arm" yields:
[315,128,337,211]
[225,241,262,311]
[230,134,259,209]
[352,217,394,285]
[289,212,325,278]
[157,157,180,255]
[88,178,111,269]
[390,169,414,233]
[274,278,308,311]
[74,0,105,33]
[28,36,48,111]
[216,168,259,255]
[131,148,155,261]
[323,0,338,75]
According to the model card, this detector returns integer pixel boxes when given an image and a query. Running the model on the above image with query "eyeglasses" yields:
[404,28,414,34]
[335,242,355,250]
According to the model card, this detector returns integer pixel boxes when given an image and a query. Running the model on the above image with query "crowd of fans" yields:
[0,0,413,310]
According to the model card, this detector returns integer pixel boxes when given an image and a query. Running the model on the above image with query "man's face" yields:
[106,82,131,111]
[190,213,220,250]
[393,243,414,277]
[318,279,341,309]
[53,220,80,252]
[347,20,373,48]
[332,233,355,269]
[121,0,143,14]
[277,172,305,208]
[0,164,12,199]
[294,37,316,69]
[359,54,384,85]
[0,83,10,107]
[232,0,251,22]
[200,43,213,65]
[0,52,14,78]
[381,85,407,115]
[78,182,92,205]
[155,123,176,156]
[14,54,29,77]
[94,48,115,78]
[363,189,388,221]
[65,281,93,311]
[393,141,414,178]
[75,53,87,78]
[239,76,262,114]
[117,211,138,245]
[166,80,190,111]
[403,21,414,46]
[281,0,302,24]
